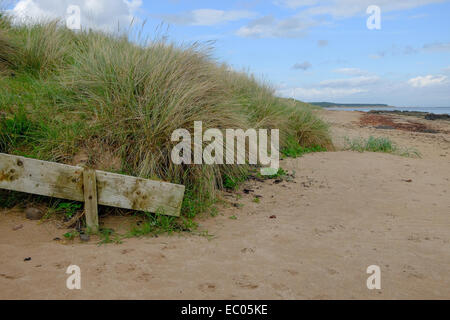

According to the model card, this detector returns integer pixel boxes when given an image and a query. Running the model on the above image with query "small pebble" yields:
[24,257,31,262]
[80,234,90,242]
[12,224,23,231]
[25,207,43,220]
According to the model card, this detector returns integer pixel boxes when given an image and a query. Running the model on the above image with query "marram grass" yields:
[344,136,420,158]
[0,15,332,218]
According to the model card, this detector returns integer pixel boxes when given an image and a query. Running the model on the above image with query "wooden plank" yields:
[0,153,85,202]
[83,168,99,232]
[0,153,185,216]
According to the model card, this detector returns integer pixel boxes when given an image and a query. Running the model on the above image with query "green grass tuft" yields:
[345,136,421,157]
[282,136,327,158]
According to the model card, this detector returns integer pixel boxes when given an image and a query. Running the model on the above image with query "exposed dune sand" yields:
[1,110,449,300]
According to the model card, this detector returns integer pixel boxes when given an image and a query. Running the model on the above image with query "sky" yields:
[6,0,450,107]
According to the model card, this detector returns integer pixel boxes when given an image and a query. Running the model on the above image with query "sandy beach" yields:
[1,109,449,300]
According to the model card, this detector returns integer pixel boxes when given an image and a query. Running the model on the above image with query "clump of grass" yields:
[223,173,249,190]
[345,136,420,157]
[286,105,333,149]
[6,20,75,76]
[98,228,123,245]
[0,107,36,153]
[0,31,14,73]
[56,202,82,220]
[63,230,79,240]
[282,136,327,158]
[265,167,287,179]
[0,12,333,225]
[127,211,195,238]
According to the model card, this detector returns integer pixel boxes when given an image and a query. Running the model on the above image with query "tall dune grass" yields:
[0,15,332,216]
[0,15,14,73]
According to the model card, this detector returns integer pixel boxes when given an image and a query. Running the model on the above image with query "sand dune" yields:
[1,110,449,299]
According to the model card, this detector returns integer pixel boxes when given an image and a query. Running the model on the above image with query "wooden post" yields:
[83,168,99,232]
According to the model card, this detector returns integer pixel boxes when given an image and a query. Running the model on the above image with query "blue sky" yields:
[8,0,450,106]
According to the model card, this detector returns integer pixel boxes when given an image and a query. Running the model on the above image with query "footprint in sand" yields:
[327,268,339,275]
[121,249,135,255]
[162,244,177,250]
[271,283,297,299]
[0,273,21,280]
[93,262,108,275]
[114,263,137,273]
[233,275,259,290]
[402,265,425,279]
[137,273,153,282]
[199,283,217,293]
[285,270,299,276]
[53,261,71,270]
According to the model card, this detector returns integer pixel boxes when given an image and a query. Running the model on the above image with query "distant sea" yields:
[325,106,450,115]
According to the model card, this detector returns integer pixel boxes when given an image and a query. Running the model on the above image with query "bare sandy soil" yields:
[1,110,449,300]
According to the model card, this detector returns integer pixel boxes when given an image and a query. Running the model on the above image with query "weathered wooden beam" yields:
[0,153,185,217]
[83,168,99,232]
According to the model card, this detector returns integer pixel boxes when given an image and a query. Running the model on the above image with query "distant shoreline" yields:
[322,105,392,109]
[310,102,391,108]
[320,106,450,116]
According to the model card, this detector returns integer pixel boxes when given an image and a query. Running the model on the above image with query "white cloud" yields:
[162,9,256,26]
[369,52,386,60]
[9,0,142,31]
[241,0,447,38]
[298,0,447,18]
[333,68,369,76]
[274,0,319,9]
[409,13,429,19]
[320,76,380,88]
[317,39,328,47]
[279,74,450,106]
[408,75,448,87]
[277,87,366,100]
[292,61,312,70]
[277,74,382,101]
[423,42,450,52]
[236,14,318,38]
[370,41,450,59]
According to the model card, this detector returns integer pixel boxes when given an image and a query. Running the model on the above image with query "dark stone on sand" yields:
[25,207,43,220]
[24,257,31,261]
[369,110,450,121]
[369,110,429,117]
[80,233,90,242]
[422,129,439,134]
[375,125,395,130]
[425,113,450,121]
[12,224,23,231]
